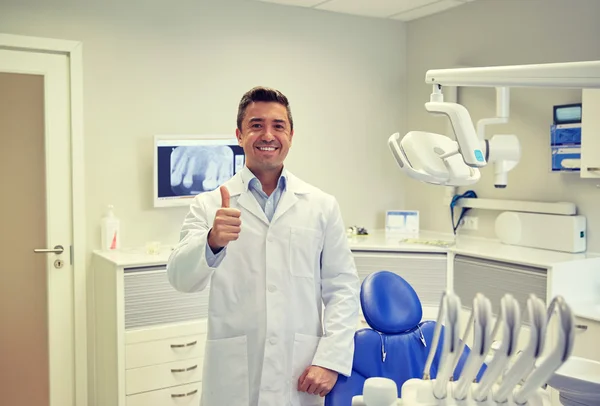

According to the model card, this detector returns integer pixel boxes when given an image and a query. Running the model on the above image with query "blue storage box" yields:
[551,146,581,171]
[551,124,581,145]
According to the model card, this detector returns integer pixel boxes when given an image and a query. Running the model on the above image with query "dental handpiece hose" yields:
[472,295,521,402]
[513,297,575,404]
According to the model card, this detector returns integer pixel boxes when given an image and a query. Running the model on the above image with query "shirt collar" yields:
[241,166,288,192]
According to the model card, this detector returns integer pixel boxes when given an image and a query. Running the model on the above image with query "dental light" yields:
[389,60,600,187]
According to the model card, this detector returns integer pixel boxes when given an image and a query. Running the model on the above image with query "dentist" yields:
[167,86,360,406]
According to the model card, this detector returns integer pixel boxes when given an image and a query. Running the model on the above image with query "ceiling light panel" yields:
[256,0,326,7]
[391,0,464,21]
[315,0,442,18]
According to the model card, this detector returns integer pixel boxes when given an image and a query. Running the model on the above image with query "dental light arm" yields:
[425,61,600,88]
[390,60,600,187]
[425,88,486,168]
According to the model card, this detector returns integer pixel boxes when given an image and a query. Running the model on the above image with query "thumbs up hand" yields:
[208,186,242,251]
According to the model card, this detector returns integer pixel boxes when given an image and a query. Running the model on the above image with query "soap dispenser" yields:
[101,205,121,250]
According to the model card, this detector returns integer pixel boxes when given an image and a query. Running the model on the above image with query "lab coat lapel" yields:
[238,191,269,226]
[271,189,298,225]
[225,172,270,226]
[271,172,311,225]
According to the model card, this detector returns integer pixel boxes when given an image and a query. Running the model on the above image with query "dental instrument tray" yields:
[351,291,579,406]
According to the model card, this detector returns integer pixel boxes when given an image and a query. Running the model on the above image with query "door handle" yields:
[33,245,64,254]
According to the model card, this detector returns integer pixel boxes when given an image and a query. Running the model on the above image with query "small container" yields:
[146,241,160,255]
[101,205,120,250]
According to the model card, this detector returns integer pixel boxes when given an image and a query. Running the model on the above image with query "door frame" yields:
[0,33,87,406]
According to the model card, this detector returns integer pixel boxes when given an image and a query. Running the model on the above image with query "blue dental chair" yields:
[325,271,486,406]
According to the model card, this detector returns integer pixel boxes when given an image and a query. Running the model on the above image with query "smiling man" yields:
[167,86,360,406]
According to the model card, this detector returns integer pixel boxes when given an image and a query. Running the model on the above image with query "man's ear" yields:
[235,128,242,145]
[289,129,294,144]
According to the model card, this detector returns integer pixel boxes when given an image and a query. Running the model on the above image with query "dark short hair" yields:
[236,86,293,131]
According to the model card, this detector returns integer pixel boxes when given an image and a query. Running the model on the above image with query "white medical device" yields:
[495,212,587,253]
[389,60,600,187]
[351,292,577,406]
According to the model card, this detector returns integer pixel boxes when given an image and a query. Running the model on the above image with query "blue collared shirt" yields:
[205,167,288,267]
[245,167,287,222]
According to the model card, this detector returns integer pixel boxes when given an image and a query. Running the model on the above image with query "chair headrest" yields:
[360,271,423,334]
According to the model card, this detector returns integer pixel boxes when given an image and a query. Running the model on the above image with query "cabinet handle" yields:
[171,389,198,398]
[170,340,197,348]
[575,324,588,332]
[171,364,198,373]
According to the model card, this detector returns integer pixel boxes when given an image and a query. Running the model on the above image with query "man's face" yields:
[236,101,293,173]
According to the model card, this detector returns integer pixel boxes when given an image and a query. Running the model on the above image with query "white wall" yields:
[0,0,407,251]
[406,0,600,251]
[2,1,407,403]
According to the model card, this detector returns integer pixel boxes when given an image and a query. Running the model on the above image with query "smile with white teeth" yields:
[257,146,277,151]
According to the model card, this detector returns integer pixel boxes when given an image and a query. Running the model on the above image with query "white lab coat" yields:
[167,170,360,406]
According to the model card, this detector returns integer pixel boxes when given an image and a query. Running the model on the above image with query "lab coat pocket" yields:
[200,335,249,406]
[290,227,323,278]
[291,333,324,406]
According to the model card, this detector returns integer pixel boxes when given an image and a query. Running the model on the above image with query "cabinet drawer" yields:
[123,266,209,330]
[127,382,202,406]
[126,358,203,395]
[353,252,447,306]
[454,255,546,324]
[571,317,600,362]
[126,333,206,369]
[126,319,207,344]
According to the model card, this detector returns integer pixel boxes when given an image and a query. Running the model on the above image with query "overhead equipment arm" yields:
[389,60,600,187]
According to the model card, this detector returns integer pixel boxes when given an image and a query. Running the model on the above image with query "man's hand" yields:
[207,186,241,251]
[297,366,339,397]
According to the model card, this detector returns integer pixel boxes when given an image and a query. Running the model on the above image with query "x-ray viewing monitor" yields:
[154,135,245,208]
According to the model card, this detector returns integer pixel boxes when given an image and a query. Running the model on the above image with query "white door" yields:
[0,49,75,406]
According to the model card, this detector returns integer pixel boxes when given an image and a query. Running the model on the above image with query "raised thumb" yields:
[220,185,230,208]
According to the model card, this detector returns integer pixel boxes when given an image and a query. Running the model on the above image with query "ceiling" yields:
[254,0,478,21]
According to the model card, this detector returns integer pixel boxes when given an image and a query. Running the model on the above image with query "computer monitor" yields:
[154,135,245,208]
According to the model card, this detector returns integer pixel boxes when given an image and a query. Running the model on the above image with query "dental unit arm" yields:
[388,60,600,187]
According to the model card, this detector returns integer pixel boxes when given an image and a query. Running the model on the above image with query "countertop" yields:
[94,229,600,269]
[93,230,600,322]
[350,230,600,268]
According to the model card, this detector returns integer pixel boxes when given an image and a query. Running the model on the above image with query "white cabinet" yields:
[351,250,448,324]
[452,255,548,352]
[126,382,202,406]
[581,88,600,178]
[571,316,600,362]
[90,242,600,406]
[452,255,548,314]
[451,253,600,371]
[352,250,448,307]
[91,251,209,406]
[91,248,406,405]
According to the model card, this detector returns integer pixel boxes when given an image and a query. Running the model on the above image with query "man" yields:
[167,86,360,406]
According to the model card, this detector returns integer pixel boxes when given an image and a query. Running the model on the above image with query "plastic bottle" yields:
[101,205,121,250]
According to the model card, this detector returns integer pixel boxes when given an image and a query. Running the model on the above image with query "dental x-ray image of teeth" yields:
[170,145,234,195]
